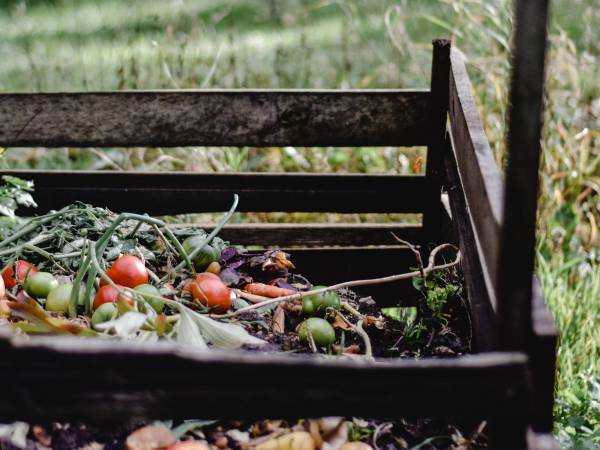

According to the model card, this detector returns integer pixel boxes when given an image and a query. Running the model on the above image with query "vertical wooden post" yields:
[423,39,451,244]
[497,0,551,350]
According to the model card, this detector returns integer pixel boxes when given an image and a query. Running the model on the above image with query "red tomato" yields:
[167,442,209,450]
[195,272,220,282]
[190,277,231,313]
[100,255,148,288]
[2,260,38,289]
[93,284,131,310]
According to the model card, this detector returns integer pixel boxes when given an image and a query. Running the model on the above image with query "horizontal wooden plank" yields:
[200,223,422,246]
[448,49,503,299]
[286,247,422,306]
[0,90,430,147]
[0,170,426,214]
[0,330,529,421]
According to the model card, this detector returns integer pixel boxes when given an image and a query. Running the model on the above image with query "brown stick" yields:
[213,243,460,319]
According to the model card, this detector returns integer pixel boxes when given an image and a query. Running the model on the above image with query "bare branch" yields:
[213,243,461,319]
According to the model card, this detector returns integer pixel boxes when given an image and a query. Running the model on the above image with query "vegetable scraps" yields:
[0,177,468,359]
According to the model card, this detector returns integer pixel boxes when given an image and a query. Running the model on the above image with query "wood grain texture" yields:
[0,332,529,421]
[199,223,422,246]
[448,49,503,302]
[0,90,430,147]
[497,0,550,351]
[530,278,558,433]
[0,170,426,214]
[443,135,497,351]
[423,39,451,242]
[286,247,424,306]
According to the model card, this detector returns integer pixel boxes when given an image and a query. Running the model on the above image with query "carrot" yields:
[243,283,295,298]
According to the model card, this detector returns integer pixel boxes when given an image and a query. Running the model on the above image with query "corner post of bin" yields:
[423,39,451,245]
[497,0,551,350]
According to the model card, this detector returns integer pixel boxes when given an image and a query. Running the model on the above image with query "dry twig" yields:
[214,243,460,319]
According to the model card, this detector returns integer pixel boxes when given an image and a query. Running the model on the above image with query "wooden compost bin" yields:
[0,1,557,448]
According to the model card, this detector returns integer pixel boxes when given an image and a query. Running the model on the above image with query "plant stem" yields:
[214,243,460,319]
[0,233,53,256]
[170,194,239,273]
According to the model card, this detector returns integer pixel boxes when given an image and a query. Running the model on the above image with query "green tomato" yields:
[298,318,336,347]
[91,303,118,329]
[24,272,58,298]
[182,235,221,271]
[133,284,164,313]
[302,286,340,316]
[46,283,74,313]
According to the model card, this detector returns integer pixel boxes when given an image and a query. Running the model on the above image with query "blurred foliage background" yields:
[0,0,598,447]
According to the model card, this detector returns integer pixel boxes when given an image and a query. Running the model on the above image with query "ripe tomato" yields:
[2,260,38,289]
[93,284,131,310]
[195,272,220,282]
[190,277,231,313]
[100,255,148,288]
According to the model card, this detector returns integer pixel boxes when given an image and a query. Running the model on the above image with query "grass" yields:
[0,0,599,446]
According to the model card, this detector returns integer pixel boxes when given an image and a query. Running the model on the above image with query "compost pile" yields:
[0,177,482,450]
[0,195,469,358]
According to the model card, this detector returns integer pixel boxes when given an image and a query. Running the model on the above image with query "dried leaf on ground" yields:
[126,424,176,450]
[272,304,285,334]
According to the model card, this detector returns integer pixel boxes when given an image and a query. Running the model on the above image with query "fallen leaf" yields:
[340,443,373,450]
[32,425,52,447]
[332,344,361,354]
[307,421,323,448]
[226,429,250,444]
[272,304,286,334]
[319,418,347,450]
[412,156,423,174]
[79,443,104,450]
[364,316,385,330]
[167,442,210,450]
[332,315,352,330]
[126,424,176,450]
[256,431,315,450]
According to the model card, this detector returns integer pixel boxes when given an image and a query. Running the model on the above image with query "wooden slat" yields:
[423,39,451,242]
[0,90,430,147]
[530,278,557,433]
[285,247,422,306]
[0,170,426,214]
[497,0,550,351]
[0,331,529,421]
[201,223,422,247]
[443,135,497,351]
[448,49,503,301]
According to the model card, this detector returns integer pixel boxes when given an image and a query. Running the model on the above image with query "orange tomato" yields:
[190,277,231,313]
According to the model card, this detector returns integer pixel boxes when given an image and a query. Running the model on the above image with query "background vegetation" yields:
[0,0,598,447]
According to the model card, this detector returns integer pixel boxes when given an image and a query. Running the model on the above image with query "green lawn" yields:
[0,0,599,447]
